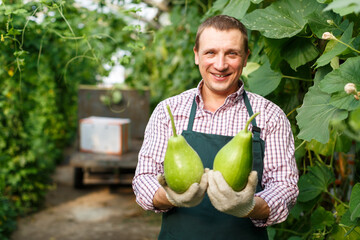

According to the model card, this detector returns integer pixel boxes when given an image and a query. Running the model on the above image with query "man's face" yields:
[194,27,249,99]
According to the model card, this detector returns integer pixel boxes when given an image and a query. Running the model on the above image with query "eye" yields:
[206,51,214,55]
[229,51,238,55]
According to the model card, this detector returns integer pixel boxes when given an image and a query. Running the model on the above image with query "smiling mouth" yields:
[213,73,230,78]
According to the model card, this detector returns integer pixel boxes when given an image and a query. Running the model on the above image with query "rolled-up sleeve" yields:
[252,112,299,227]
[132,103,170,213]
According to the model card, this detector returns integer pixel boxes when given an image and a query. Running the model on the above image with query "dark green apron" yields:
[158,91,268,240]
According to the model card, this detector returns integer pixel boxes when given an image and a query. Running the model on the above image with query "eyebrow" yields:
[201,48,243,55]
[202,47,241,52]
[226,49,242,53]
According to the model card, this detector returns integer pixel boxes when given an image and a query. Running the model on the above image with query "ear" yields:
[193,46,199,65]
[243,49,250,67]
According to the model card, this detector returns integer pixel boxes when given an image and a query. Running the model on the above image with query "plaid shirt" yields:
[132,80,299,227]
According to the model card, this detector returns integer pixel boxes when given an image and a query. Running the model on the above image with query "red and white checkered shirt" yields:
[132,80,299,227]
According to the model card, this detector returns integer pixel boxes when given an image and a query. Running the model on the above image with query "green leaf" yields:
[307,138,335,157]
[297,164,335,202]
[314,22,354,68]
[124,7,142,14]
[122,25,141,32]
[336,203,348,218]
[5,8,27,15]
[329,92,360,111]
[331,56,340,69]
[242,0,322,39]
[211,0,229,12]
[290,196,320,219]
[7,28,22,36]
[296,67,349,143]
[350,183,360,221]
[242,62,260,78]
[264,38,287,69]
[267,227,276,240]
[320,56,360,93]
[223,0,251,19]
[13,50,28,57]
[248,35,265,63]
[203,0,228,19]
[247,59,282,96]
[282,38,319,71]
[349,108,360,132]
[341,209,360,226]
[296,83,348,143]
[330,221,360,240]
[319,56,360,111]
[306,9,342,38]
[311,206,335,230]
[323,0,360,16]
[251,0,263,3]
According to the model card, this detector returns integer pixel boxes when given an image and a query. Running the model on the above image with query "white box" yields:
[79,116,131,155]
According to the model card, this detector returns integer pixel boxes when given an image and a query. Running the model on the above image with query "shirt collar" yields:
[195,80,245,108]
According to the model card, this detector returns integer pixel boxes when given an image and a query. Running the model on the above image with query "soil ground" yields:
[10,162,162,240]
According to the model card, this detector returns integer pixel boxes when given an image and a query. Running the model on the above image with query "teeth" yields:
[215,74,226,77]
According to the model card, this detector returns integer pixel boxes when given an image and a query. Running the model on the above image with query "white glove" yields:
[157,169,208,208]
[207,170,258,217]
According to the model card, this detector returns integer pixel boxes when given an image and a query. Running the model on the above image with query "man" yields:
[132,15,299,239]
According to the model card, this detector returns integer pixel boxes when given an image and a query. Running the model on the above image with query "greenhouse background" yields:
[1,0,360,239]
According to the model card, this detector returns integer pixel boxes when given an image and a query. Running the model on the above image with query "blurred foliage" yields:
[124,4,203,109]
[0,0,133,238]
[1,0,360,239]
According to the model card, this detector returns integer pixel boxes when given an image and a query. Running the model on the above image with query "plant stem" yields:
[63,55,97,83]
[20,7,38,49]
[308,148,313,166]
[55,3,78,55]
[334,38,360,54]
[329,132,337,167]
[282,75,313,82]
[326,190,349,208]
[195,0,207,12]
[295,140,306,152]
[343,129,360,141]
[315,153,325,165]
[297,33,314,39]
[286,105,302,117]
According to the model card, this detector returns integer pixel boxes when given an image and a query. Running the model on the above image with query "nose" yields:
[214,54,228,71]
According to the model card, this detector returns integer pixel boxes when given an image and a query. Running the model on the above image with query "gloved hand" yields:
[207,170,258,217]
[157,169,209,208]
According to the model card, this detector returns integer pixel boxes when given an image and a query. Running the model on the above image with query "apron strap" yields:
[243,91,260,134]
[243,91,264,191]
[187,97,197,131]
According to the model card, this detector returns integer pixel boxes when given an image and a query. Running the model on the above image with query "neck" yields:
[200,81,241,112]
[203,97,225,112]
[201,88,228,112]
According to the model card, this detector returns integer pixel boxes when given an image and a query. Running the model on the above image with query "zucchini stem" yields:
[244,112,260,133]
[167,105,177,137]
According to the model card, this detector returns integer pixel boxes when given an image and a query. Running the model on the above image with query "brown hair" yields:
[194,15,248,53]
